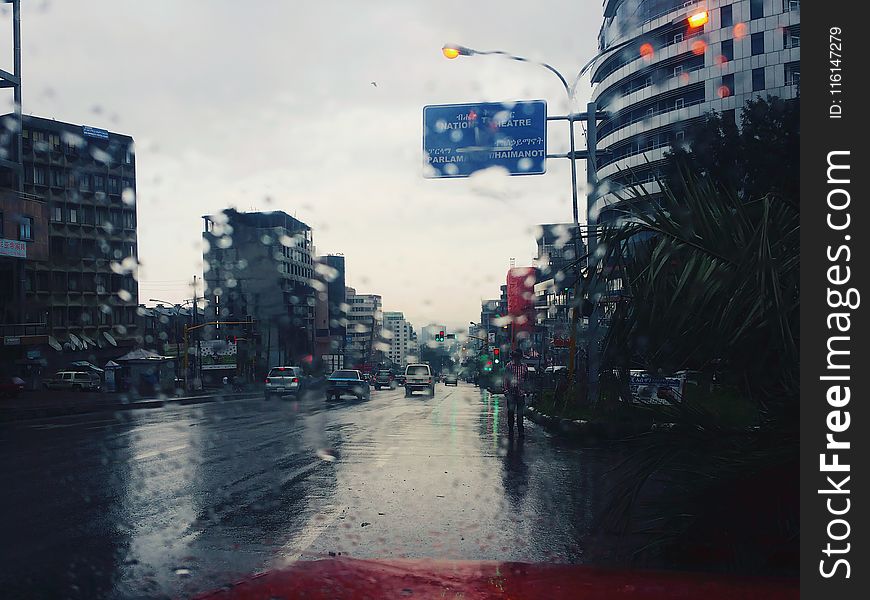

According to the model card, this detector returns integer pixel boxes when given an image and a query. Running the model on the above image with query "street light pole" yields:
[443,44,613,403]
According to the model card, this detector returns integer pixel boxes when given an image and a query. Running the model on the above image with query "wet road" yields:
[0,383,621,599]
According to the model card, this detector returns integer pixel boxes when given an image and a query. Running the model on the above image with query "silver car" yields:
[264,366,303,399]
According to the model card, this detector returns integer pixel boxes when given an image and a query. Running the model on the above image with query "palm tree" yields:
[594,164,799,421]
[589,165,799,572]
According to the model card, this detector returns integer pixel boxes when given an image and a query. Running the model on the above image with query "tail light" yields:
[265,378,271,384]
[292,377,299,383]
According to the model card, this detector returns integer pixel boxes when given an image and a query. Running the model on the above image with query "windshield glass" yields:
[0,0,799,597]
[331,370,359,379]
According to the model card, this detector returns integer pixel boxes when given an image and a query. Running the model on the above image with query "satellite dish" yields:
[103,331,117,347]
[48,336,63,352]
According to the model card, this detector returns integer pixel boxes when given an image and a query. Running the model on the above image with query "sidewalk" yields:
[0,387,262,423]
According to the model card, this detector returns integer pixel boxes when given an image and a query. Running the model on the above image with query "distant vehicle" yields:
[264,366,304,399]
[394,373,406,386]
[404,363,434,397]
[374,370,396,390]
[43,371,101,392]
[326,369,371,401]
[443,373,458,386]
[0,376,25,398]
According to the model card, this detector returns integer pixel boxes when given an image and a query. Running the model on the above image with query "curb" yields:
[0,391,262,423]
[524,406,651,442]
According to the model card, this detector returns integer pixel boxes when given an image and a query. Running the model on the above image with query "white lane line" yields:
[374,445,400,469]
[133,443,189,461]
[270,503,344,566]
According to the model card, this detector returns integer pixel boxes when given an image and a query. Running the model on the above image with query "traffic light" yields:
[439,330,445,342]
[493,348,500,364]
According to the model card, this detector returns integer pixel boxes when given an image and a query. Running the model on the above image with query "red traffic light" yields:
[493,348,499,355]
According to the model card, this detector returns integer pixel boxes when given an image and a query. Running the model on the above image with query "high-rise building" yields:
[1,115,139,366]
[313,254,347,357]
[202,209,314,372]
[591,0,800,224]
[345,287,382,366]
[384,311,417,367]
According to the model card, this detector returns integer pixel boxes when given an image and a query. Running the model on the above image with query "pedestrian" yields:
[503,349,529,437]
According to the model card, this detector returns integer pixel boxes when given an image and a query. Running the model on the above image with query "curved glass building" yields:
[590,0,800,223]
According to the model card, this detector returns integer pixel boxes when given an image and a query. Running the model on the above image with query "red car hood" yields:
[195,558,797,599]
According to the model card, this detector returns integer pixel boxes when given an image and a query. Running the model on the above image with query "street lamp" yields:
[441,40,636,405]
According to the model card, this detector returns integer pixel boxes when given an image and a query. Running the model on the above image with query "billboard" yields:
[0,238,26,259]
[628,371,685,405]
[200,339,237,370]
[507,267,537,341]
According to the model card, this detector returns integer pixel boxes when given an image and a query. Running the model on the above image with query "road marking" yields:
[133,443,189,461]
[270,503,344,566]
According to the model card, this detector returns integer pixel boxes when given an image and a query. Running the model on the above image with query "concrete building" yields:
[384,311,417,367]
[1,115,139,373]
[345,287,383,367]
[532,223,586,363]
[202,209,315,373]
[313,254,347,359]
[591,0,801,224]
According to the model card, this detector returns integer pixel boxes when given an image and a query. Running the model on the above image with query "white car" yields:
[404,363,434,397]
[264,366,303,399]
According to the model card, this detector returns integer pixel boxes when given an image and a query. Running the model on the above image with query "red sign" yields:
[506,267,536,341]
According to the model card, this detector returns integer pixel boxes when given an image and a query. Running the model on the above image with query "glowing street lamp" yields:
[442,44,473,59]
[687,11,709,28]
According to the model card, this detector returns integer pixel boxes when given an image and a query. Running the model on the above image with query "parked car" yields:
[264,366,304,399]
[404,363,434,397]
[374,370,396,390]
[443,373,458,386]
[326,369,370,401]
[43,371,102,392]
[0,376,25,398]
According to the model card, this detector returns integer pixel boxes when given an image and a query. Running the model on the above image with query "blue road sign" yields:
[423,100,547,178]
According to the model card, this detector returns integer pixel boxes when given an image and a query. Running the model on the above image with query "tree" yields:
[663,96,799,207]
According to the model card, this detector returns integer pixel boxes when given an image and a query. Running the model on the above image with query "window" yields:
[752,67,766,91]
[49,134,61,151]
[751,32,765,55]
[69,207,79,224]
[50,169,65,187]
[0,211,3,237]
[673,65,683,77]
[672,33,683,44]
[674,98,684,110]
[19,216,33,241]
[785,0,800,11]
[785,61,800,86]
[784,25,800,49]
[721,39,733,62]
[720,4,732,27]
[94,175,105,192]
[51,205,63,222]
[108,177,120,194]
[33,167,47,186]
[675,130,685,143]
[722,73,735,97]
[750,0,764,19]
[78,173,91,192]
[125,147,134,164]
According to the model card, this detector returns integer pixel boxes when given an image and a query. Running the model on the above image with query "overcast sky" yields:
[2,0,602,330]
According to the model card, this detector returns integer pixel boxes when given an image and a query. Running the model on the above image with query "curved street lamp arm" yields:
[468,49,571,99]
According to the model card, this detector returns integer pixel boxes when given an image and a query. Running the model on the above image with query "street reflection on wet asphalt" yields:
[0,383,620,599]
